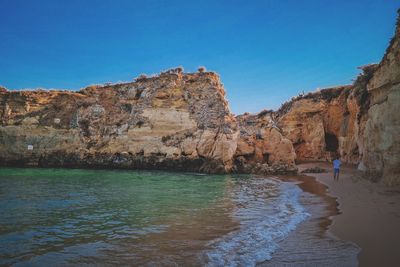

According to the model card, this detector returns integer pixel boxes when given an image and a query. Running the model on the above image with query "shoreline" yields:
[259,170,360,266]
[1,164,400,265]
[298,162,400,267]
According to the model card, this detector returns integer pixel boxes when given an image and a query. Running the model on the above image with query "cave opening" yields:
[325,133,339,152]
[263,153,270,164]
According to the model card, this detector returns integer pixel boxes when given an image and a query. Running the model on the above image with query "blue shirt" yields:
[333,159,341,169]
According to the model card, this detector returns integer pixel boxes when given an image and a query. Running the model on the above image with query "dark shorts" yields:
[334,168,340,175]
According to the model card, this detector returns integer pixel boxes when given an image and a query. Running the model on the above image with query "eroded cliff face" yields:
[276,86,356,162]
[360,14,400,185]
[234,111,297,174]
[276,11,400,185]
[0,70,241,173]
[1,13,399,182]
[0,69,298,174]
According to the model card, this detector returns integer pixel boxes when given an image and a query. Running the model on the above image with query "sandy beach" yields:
[298,163,400,267]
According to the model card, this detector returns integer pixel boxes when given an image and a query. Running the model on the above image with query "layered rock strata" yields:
[234,111,296,174]
[1,11,399,183]
[360,14,400,185]
[0,70,241,173]
[276,85,355,162]
[276,11,400,184]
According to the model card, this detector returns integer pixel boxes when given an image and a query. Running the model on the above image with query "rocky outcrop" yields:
[0,69,297,174]
[276,85,355,162]
[234,111,297,174]
[276,10,400,185]
[359,13,400,185]
[1,11,399,182]
[0,69,242,173]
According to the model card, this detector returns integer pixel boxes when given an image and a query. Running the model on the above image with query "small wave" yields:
[204,178,309,267]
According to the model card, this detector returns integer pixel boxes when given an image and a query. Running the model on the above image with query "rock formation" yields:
[359,13,400,185]
[1,11,399,184]
[276,10,400,185]
[234,111,297,174]
[276,85,355,162]
[0,69,241,173]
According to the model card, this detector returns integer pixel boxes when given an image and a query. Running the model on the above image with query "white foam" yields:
[204,178,309,267]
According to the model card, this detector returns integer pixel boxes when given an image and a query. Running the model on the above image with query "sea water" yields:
[0,168,358,266]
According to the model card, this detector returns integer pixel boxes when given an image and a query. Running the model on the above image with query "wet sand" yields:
[298,162,400,267]
[259,174,359,266]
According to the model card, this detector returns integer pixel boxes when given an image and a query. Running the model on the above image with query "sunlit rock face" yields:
[0,65,303,174]
[276,63,399,185]
[276,85,359,163]
[360,14,400,185]
[276,11,400,185]
[1,13,399,182]
[0,69,240,173]
[234,111,297,174]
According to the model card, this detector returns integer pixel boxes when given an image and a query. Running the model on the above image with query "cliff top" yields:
[0,68,220,94]
[381,8,400,66]
[275,85,352,117]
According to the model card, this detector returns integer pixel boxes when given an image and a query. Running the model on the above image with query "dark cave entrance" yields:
[325,133,339,152]
[263,153,270,164]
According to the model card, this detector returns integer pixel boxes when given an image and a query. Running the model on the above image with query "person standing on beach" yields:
[333,156,341,181]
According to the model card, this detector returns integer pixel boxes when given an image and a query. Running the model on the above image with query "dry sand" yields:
[298,162,400,267]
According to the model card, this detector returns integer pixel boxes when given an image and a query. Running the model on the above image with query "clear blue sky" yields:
[0,0,398,114]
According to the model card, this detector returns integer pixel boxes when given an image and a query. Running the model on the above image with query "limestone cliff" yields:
[234,111,297,174]
[0,69,241,173]
[276,10,400,184]
[1,12,399,182]
[359,12,400,185]
[276,85,356,162]
[1,68,298,174]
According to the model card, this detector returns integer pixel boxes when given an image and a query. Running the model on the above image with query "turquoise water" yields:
[0,167,358,266]
[0,168,235,265]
